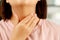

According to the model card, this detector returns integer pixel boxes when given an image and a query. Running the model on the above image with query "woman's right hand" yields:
[10,14,39,40]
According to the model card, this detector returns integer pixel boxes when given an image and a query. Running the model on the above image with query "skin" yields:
[6,0,40,40]
[6,0,39,25]
[10,14,39,40]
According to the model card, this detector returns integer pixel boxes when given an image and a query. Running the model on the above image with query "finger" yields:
[19,13,34,24]
[26,15,35,28]
[28,16,39,33]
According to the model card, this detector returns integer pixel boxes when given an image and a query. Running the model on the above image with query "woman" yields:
[0,0,60,40]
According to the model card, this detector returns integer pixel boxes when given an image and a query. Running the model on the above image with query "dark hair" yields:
[36,0,47,19]
[1,0,12,20]
[1,0,47,20]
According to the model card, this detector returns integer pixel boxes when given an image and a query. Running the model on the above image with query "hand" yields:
[10,14,39,40]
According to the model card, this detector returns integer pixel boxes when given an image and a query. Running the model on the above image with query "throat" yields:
[10,6,36,26]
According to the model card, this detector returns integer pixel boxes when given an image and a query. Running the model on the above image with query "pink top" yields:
[0,19,60,40]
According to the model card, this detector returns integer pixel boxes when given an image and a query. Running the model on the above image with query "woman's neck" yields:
[10,5,36,25]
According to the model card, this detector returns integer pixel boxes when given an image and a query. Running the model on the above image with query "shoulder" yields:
[0,19,7,40]
[38,19,60,29]
[32,19,60,33]
[31,19,60,35]
[39,19,60,31]
[0,19,14,32]
[38,19,60,35]
[0,19,7,33]
[0,19,6,30]
[32,19,60,38]
[0,19,13,40]
[0,19,5,30]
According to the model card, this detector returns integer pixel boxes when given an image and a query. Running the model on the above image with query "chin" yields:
[11,3,34,7]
